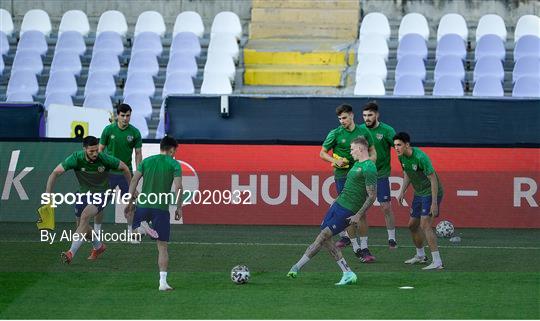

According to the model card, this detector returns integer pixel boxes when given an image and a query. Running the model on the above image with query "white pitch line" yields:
[457,190,479,196]
[1,239,539,250]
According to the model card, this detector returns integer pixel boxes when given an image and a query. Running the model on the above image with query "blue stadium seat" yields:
[514,35,540,62]
[171,32,201,57]
[393,75,425,96]
[55,31,86,56]
[123,93,153,120]
[473,56,504,83]
[395,55,426,82]
[163,72,195,98]
[85,72,116,97]
[46,71,78,97]
[512,76,540,97]
[17,30,47,56]
[433,75,464,96]
[50,51,82,76]
[167,52,198,78]
[397,33,427,61]
[132,31,163,57]
[475,34,506,61]
[83,93,113,111]
[473,76,504,97]
[89,51,120,76]
[434,55,465,82]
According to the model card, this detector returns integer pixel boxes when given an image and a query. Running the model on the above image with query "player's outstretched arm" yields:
[173,176,183,221]
[428,173,439,217]
[45,164,65,194]
[398,172,411,205]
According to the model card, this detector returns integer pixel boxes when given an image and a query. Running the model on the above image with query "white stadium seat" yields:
[96,10,128,37]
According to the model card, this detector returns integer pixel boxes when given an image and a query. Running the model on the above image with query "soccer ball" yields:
[230,265,250,284]
[436,220,455,238]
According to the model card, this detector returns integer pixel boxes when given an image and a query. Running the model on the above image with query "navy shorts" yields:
[74,193,107,217]
[320,202,355,236]
[410,195,443,218]
[133,207,170,242]
[335,176,347,195]
[109,173,129,195]
[377,177,391,203]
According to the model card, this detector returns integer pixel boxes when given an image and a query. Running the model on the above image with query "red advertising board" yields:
[175,145,540,228]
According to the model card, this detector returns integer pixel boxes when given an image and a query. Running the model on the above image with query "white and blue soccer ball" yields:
[436,220,455,238]
[231,265,250,284]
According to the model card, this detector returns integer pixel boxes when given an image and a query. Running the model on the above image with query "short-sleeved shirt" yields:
[398,147,444,197]
[137,154,182,210]
[336,159,378,213]
[61,150,120,193]
[100,122,142,174]
[360,122,395,178]
[322,124,374,178]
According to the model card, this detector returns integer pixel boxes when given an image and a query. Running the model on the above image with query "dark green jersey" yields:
[336,160,377,213]
[322,124,374,178]
[61,150,120,193]
[137,154,182,210]
[398,147,444,197]
[100,122,142,173]
[360,122,396,178]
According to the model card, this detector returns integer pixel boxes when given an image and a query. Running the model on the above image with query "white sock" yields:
[432,251,442,265]
[128,225,133,234]
[359,237,368,250]
[69,237,84,256]
[91,235,102,250]
[159,271,167,285]
[338,230,349,238]
[94,223,101,232]
[387,229,395,241]
[336,258,352,272]
[295,255,310,270]
[416,247,425,257]
[351,238,360,252]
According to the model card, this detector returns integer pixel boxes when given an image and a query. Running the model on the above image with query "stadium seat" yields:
[83,93,113,111]
[397,33,427,61]
[473,76,504,97]
[473,56,504,83]
[96,10,128,37]
[398,13,429,41]
[163,72,195,98]
[203,53,236,82]
[0,9,14,36]
[208,33,240,61]
[357,34,389,61]
[434,55,465,82]
[433,75,464,96]
[353,75,385,95]
[89,51,120,76]
[476,14,507,42]
[58,10,90,36]
[437,13,468,42]
[356,54,387,82]
[436,34,467,61]
[12,50,43,75]
[174,11,205,38]
[44,92,73,109]
[134,11,166,37]
[359,12,390,41]
[20,9,52,37]
[395,55,426,82]
[475,34,505,61]
[84,72,116,97]
[93,31,124,56]
[0,31,8,56]
[514,15,540,43]
[167,52,198,78]
[51,51,82,76]
[123,72,155,97]
[127,52,159,77]
[123,93,152,120]
[6,71,38,97]
[45,71,78,97]
[513,56,540,83]
[132,32,163,57]
[200,74,233,94]
[514,35,540,62]
[130,113,149,138]
[393,75,425,96]
[17,30,48,56]
[6,92,34,102]
[170,32,201,57]
[211,11,242,40]
[55,31,86,56]
[512,76,540,97]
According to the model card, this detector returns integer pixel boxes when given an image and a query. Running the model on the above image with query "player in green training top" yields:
[394,132,444,270]
[320,103,377,263]
[44,136,132,264]
[125,136,183,291]
[97,103,142,239]
[289,137,377,285]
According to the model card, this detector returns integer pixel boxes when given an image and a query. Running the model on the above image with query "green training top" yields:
[336,159,378,213]
[99,122,142,174]
[322,124,374,178]
[360,122,396,178]
[61,150,120,193]
[137,154,182,211]
[398,147,444,197]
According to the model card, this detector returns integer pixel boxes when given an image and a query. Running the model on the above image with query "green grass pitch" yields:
[0,223,539,319]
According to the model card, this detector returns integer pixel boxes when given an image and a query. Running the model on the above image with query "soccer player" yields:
[125,136,183,291]
[393,132,444,270]
[44,136,132,263]
[320,103,377,263]
[96,103,142,240]
[289,137,377,285]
